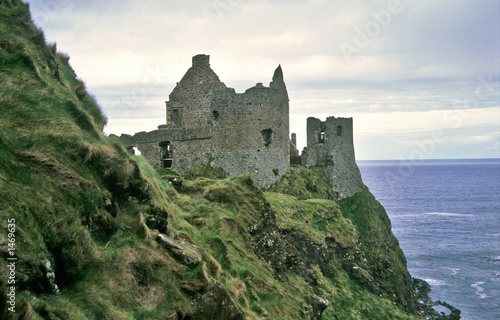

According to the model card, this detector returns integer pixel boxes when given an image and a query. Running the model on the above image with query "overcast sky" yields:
[25,0,499,160]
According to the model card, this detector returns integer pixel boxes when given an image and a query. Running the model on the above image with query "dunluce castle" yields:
[120,54,363,199]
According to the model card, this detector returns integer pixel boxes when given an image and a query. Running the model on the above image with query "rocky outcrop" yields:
[41,257,60,295]
[247,193,426,318]
[247,206,395,319]
[145,215,168,234]
[414,278,461,320]
[187,279,245,320]
[248,208,335,317]
[156,234,203,268]
[248,209,334,285]
[327,239,380,295]
[306,294,330,319]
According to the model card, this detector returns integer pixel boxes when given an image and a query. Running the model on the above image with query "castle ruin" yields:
[301,117,363,199]
[120,54,363,199]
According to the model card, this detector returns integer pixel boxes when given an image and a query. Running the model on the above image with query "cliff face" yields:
[0,2,420,319]
[268,167,418,314]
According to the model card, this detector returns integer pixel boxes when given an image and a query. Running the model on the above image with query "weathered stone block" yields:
[156,233,203,267]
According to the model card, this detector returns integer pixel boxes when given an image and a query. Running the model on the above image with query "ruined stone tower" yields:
[121,54,290,189]
[301,117,364,199]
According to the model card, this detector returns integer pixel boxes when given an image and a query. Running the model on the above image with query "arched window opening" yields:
[212,110,220,120]
[261,129,273,147]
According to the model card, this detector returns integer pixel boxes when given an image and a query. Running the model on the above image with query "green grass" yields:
[265,192,358,247]
[269,166,336,200]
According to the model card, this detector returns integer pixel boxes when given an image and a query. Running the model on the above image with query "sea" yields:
[357,159,500,320]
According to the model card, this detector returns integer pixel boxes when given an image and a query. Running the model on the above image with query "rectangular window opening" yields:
[159,141,173,169]
[319,131,325,143]
[336,126,342,137]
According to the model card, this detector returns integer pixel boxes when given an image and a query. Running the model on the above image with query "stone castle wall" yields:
[209,83,289,189]
[302,117,364,199]
[120,127,212,175]
[122,55,290,189]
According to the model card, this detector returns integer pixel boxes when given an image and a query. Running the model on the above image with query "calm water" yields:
[358,159,500,320]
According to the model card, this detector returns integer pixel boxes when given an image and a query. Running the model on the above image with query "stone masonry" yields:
[301,117,364,199]
[121,54,289,189]
[120,54,363,197]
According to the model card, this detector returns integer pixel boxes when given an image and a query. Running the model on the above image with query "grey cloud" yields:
[23,0,500,159]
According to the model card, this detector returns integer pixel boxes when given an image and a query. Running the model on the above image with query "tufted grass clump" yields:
[269,166,337,200]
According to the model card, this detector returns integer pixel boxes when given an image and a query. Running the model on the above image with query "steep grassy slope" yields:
[1,1,421,319]
[268,167,418,314]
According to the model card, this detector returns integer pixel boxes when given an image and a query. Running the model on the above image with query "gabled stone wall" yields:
[166,55,227,127]
[122,55,290,189]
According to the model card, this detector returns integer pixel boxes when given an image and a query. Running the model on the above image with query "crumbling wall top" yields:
[269,65,289,102]
[192,54,210,68]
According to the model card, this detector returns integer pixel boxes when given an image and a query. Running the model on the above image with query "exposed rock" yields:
[326,238,380,296]
[103,196,119,217]
[146,215,168,234]
[306,294,330,319]
[42,258,60,295]
[248,209,334,284]
[282,229,335,280]
[249,208,337,318]
[188,279,245,320]
[156,233,203,268]
[147,205,170,220]
[414,278,461,320]
[247,209,286,276]
[163,175,183,188]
